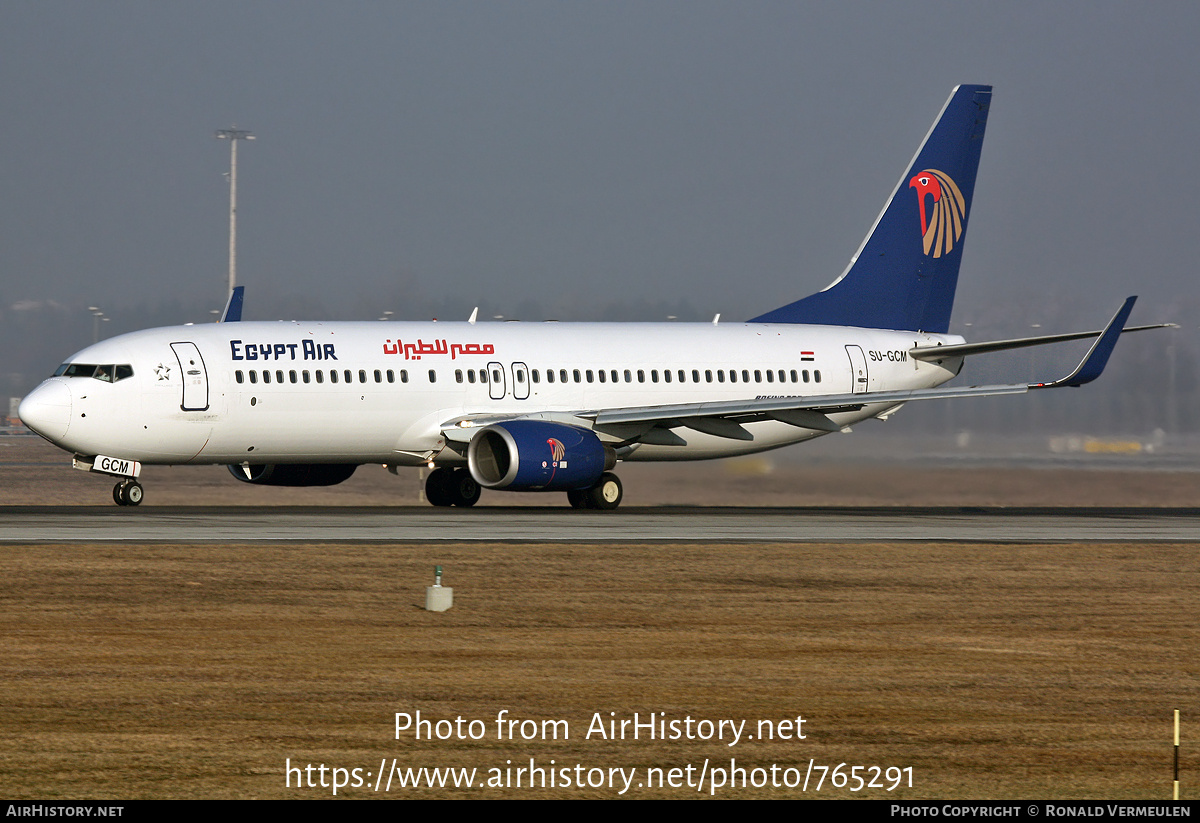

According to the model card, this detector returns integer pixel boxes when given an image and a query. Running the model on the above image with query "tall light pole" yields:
[215,127,254,299]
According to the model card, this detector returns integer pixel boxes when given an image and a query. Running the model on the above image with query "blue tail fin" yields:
[750,85,992,333]
[219,286,244,323]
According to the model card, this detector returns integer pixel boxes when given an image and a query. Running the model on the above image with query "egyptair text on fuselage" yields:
[229,340,339,361]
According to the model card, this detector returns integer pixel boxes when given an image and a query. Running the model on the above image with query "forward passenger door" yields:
[170,342,209,411]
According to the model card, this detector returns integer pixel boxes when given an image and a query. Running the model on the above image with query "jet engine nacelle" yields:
[467,420,616,491]
[227,463,359,486]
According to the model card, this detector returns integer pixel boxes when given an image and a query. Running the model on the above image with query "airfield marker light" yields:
[434,565,443,587]
[426,565,453,613]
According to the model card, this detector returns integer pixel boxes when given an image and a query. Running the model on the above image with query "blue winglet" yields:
[1031,297,1136,389]
[219,286,244,323]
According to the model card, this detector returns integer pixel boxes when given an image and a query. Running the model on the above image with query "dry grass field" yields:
[2,540,1196,800]
[1,437,1197,799]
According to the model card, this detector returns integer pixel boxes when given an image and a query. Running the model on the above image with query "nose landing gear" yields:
[113,480,144,507]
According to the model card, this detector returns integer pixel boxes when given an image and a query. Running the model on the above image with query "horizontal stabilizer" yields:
[911,321,1173,360]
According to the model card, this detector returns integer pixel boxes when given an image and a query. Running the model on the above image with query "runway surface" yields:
[2,505,1198,542]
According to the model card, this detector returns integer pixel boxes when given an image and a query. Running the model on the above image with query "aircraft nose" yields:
[18,380,72,442]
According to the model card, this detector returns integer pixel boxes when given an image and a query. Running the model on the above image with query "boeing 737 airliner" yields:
[18,85,1166,508]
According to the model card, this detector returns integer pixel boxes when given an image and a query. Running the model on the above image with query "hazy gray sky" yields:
[3,2,1197,332]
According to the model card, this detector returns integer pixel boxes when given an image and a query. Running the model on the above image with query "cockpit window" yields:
[53,363,134,382]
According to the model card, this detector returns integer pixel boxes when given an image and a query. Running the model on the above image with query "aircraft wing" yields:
[442,382,1029,444]
[585,297,1138,438]
[442,298,1140,444]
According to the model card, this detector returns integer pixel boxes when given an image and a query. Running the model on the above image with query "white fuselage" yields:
[20,320,963,466]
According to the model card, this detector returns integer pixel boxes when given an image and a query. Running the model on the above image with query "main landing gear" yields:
[423,467,625,510]
[112,479,144,507]
[567,472,623,511]
[425,467,481,507]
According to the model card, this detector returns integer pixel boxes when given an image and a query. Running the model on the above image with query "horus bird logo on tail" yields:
[909,169,966,258]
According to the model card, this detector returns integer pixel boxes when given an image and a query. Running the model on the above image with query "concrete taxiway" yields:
[1,506,1197,543]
